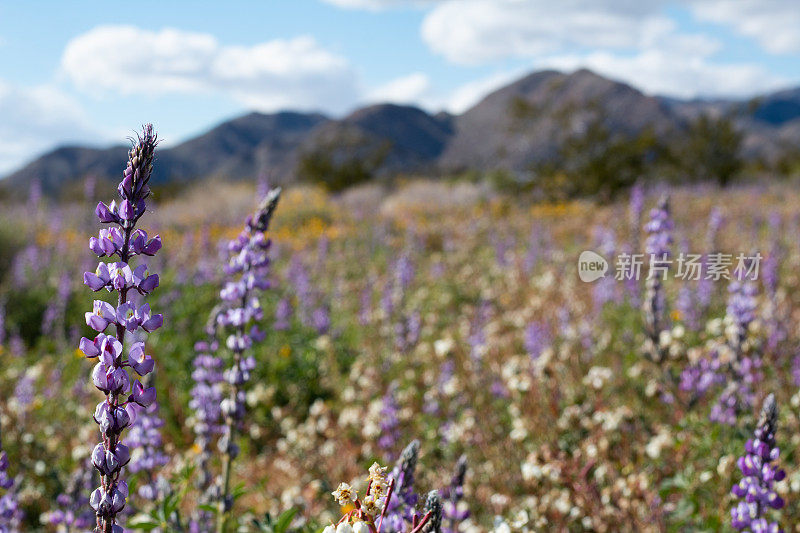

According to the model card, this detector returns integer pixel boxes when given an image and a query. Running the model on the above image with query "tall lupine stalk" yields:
[0,426,22,531]
[383,441,421,532]
[697,207,724,311]
[626,184,645,305]
[81,125,162,532]
[592,226,617,313]
[127,398,169,502]
[642,196,673,363]
[379,383,402,461]
[731,394,785,531]
[189,338,224,498]
[709,270,760,425]
[214,187,281,531]
[442,456,468,533]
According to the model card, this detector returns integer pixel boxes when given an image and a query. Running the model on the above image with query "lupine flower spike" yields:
[0,425,23,531]
[215,187,281,531]
[731,393,785,531]
[442,456,469,532]
[80,124,161,532]
[642,195,673,363]
[384,440,421,532]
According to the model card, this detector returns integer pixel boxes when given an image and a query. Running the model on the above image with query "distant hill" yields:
[3,111,328,194]
[4,68,800,195]
[438,69,678,173]
[298,103,454,177]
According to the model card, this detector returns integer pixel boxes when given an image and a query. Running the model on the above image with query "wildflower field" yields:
[2,132,800,531]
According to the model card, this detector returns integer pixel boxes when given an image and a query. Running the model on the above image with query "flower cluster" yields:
[127,400,169,501]
[0,439,22,531]
[442,455,469,533]
[324,459,436,533]
[642,196,673,362]
[383,441,420,532]
[215,187,281,520]
[189,339,224,494]
[731,394,785,531]
[80,124,161,532]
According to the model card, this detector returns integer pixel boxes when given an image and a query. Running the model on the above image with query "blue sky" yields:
[1,0,799,174]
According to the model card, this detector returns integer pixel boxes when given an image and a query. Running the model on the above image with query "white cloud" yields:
[0,81,107,175]
[690,0,800,54]
[61,25,360,113]
[443,69,528,113]
[321,0,441,10]
[421,0,676,65]
[367,72,431,105]
[418,0,797,99]
[540,50,787,99]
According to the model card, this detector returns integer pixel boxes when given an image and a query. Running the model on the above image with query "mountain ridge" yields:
[4,68,800,194]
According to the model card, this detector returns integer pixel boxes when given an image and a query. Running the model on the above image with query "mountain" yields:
[4,68,800,194]
[297,103,454,176]
[157,111,328,184]
[2,111,328,195]
[3,145,130,194]
[438,69,679,173]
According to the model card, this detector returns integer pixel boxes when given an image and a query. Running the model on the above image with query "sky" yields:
[1,0,799,175]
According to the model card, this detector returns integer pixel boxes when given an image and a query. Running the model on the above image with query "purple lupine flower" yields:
[442,455,469,533]
[792,355,800,387]
[524,321,550,361]
[592,226,618,312]
[727,278,758,353]
[42,272,72,345]
[80,125,160,532]
[706,207,724,254]
[676,285,698,330]
[311,306,331,336]
[273,298,292,331]
[381,278,395,318]
[287,254,312,325]
[0,428,23,531]
[358,285,372,326]
[190,340,224,495]
[394,311,421,353]
[642,196,673,362]
[383,440,420,533]
[680,345,726,399]
[468,301,491,365]
[629,183,644,235]
[492,233,514,268]
[731,394,785,531]
[709,275,761,426]
[522,227,543,275]
[214,187,281,523]
[43,460,96,531]
[0,300,5,347]
[378,384,401,461]
[127,402,168,502]
[627,183,644,307]
[697,207,725,312]
[395,253,415,296]
[675,238,698,330]
[13,375,34,417]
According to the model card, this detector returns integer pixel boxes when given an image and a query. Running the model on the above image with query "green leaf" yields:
[274,508,298,532]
